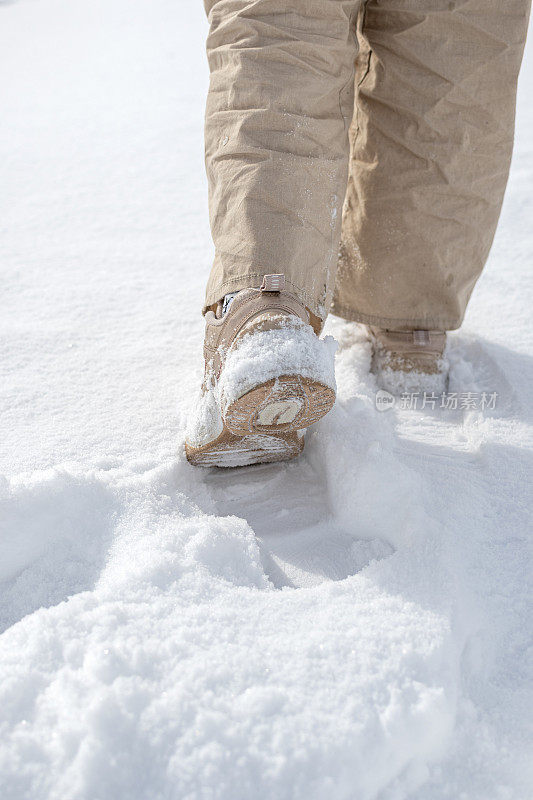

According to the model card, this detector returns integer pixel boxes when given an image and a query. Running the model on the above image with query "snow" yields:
[0,1,532,798]
[217,323,337,411]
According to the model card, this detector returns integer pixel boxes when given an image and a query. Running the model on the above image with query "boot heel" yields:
[224,375,335,436]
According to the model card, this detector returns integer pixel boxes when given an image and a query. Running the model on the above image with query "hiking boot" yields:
[186,275,336,468]
[368,327,448,394]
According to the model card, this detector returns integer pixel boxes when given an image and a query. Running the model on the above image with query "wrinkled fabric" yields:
[203,0,530,329]
[334,0,531,329]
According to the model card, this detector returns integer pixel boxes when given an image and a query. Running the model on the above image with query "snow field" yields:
[1,0,532,798]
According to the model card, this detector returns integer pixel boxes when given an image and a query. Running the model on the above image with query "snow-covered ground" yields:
[1,1,532,798]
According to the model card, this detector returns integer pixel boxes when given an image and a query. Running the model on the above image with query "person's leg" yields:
[203,0,361,322]
[334,0,531,331]
[189,1,362,467]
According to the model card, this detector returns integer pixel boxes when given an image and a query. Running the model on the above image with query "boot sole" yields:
[185,375,335,468]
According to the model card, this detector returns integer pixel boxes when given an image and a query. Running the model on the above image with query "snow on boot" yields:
[186,275,336,468]
[368,327,448,394]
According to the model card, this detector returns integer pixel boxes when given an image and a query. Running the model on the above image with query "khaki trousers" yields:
[203,0,530,330]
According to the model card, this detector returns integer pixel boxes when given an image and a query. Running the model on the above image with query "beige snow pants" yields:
[203,0,530,330]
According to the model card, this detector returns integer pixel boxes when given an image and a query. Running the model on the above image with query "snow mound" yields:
[0,454,457,800]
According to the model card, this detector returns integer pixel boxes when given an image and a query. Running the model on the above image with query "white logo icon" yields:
[375,390,395,412]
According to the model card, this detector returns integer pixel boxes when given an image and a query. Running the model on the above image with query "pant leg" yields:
[333,0,531,330]
[203,0,361,320]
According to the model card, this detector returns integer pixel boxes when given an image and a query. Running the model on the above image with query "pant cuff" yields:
[204,274,327,322]
[330,300,461,332]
